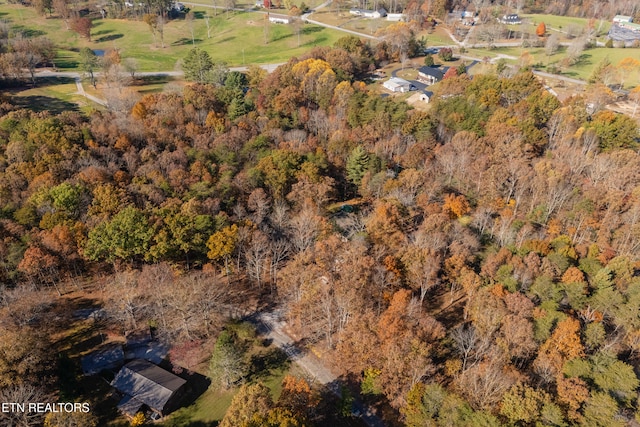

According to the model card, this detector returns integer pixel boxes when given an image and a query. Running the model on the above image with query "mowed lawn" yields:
[161,345,298,426]
[522,13,611,36]
[465,44,640,88]
[1,4,345,71]
[3,77,101,113]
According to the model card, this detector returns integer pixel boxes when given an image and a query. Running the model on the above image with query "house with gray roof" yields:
[111,359,187,417]
[417,66,444,85]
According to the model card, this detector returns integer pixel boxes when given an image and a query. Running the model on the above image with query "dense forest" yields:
[1,36,640,426]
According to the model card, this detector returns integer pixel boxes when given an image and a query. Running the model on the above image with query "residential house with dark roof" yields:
[111,359,187,417]
[417,66,443,85]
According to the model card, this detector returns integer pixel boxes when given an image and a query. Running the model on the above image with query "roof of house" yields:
[117,395,144,417]
[619,21,640,29]
[385,77,411,87]
[418,66,444,79]
[613,15,633,22]
[268,13,290,20]
[350,7,386,16]
[500,14,521,23]
[111,359,186,414]
[422,90,434,97]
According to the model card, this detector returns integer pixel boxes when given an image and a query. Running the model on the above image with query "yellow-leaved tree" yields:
[207,224,239,274]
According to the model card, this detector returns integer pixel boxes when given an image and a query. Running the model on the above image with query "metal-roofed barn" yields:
[111,359,187,416]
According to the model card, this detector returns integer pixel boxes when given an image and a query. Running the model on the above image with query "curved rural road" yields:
[252,311,386,427]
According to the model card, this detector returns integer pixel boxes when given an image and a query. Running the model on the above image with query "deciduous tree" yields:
[84,207,153,264]
[536,22,546,37]
[70,17,92,41]
[220,383,273,427]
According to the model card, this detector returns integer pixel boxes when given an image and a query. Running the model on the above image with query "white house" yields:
[269,14,291,24]
[417,66,444,85]
[499,14,521,24]
[349,7,387,18]
[613,15,633,24]
[618,21,640,32]
[383,77,412,93]
[386,13,406,21]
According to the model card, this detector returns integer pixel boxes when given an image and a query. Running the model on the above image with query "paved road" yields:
[304,16,379,39]
[251,311,386,427]
[532,69,586,86]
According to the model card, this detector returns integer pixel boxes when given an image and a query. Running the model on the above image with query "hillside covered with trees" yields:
[1,37,640,426]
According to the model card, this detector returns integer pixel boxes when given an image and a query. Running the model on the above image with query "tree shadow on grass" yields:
[175,370,212,409]
[96,33,124,43]
[172,37,202,46]
[303,35,328,46]
[54,56,79,68]
[137,75,173,85]
[302,25,323,35]
[10,95,80,114]
[217,36,235,43]
[93,29,113,36]
[11,26,46,37]
[246,347,290,382]
[270,32,292,42]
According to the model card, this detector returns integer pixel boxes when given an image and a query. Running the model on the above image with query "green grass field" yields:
[4,76,100,113]
[522,13,611,36]
[161,346,297,425]
[564,47,640,86]
[465,44,640,88]
[419,27,457,46]
[1,4,345,71]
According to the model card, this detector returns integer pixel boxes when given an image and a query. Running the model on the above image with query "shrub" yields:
[439,47,453,61]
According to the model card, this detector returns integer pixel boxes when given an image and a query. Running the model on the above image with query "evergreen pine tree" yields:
[346,145,370,185]
[208,330,245,389]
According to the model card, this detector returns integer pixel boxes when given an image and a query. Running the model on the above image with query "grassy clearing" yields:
[522,13,611,35]
[565,47,640,86]
[463,45,640,87]
[161,322,298,426]
[1,4,345,70]
[419,27,456,46]
[4,77,99,114]
[163,349,295,427]
[340,17,393,34]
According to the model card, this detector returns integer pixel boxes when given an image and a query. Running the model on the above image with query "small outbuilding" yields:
[111,359,187,417]
[383,77,412,92]
[419,90,434,103]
